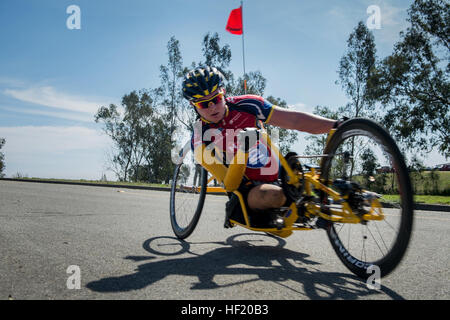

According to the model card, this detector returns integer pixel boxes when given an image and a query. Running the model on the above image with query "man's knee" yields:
[270,189,287,207]
[248,184,286,210]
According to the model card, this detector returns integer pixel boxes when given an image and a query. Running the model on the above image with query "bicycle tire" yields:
[320,118,414,279]
[170,164,207,239]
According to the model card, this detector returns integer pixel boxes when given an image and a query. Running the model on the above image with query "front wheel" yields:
[170,160,207,239]
[320,118,414,279]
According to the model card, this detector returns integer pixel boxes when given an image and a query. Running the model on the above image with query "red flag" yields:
[226,6,243,35]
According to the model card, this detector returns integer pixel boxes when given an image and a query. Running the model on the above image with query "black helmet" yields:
[182,66,225,101]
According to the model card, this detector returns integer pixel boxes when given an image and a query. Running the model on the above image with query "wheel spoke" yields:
[365,223,385,256]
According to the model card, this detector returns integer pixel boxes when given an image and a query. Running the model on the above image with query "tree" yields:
[360,148,378,178]
[303,105,340,165]
[179,164,190,184]
[199,32,238,95]
[231,71,267,96]
[95,103,129,181]
[407,155,426,194]
[95,90,154,181]
[143,112,174,183]
[337,21,378,119]
[265,96,299,155]
[96,88,176,183]
[370,0,450,157]
[201,32,232,79]
[424,169,440,195]
[176,33,235,134]
[159,36,184,135]
[198,32,267,97]
[0,138,5,178]
[336,21,378,177]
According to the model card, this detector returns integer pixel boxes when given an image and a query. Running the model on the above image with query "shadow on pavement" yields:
[86,233,404,300]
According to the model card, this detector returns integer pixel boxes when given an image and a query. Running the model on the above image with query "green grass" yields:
[409,170,450,195]
[19,177,170,188]
[355,171,450,205]
[381,194,450,205]
[354,170,450,196]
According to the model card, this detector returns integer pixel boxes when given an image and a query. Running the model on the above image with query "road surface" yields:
[0,180,448,300]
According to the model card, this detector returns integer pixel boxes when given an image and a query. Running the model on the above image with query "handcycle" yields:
[170,118,414,279]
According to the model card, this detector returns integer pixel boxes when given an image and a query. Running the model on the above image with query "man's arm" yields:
[266,106,336,134]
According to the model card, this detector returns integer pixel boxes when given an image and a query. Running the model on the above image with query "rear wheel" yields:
[170,152,207,239]
[320,118,414,279]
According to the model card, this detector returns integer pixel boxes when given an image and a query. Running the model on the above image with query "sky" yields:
[0,0,447,180]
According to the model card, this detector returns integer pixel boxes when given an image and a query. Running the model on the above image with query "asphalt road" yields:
[0,180,448,300]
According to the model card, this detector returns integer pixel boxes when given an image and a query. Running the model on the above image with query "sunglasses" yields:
[192,91,224,109]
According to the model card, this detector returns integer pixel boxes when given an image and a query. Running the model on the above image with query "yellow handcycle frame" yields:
[200,128,385,238]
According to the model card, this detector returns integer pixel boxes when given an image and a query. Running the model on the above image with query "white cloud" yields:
[4,86,108,116]
[0,106,93,123]
[0,126,109,153]
[0,82,122,179]
[0,126,113,179]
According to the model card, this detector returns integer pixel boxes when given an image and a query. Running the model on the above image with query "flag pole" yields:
[241,0,247,94]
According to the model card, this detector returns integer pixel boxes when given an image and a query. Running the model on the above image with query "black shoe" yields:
[224,194,239,228]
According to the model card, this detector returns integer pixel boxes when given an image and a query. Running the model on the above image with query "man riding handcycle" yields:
[170,66,414,279]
